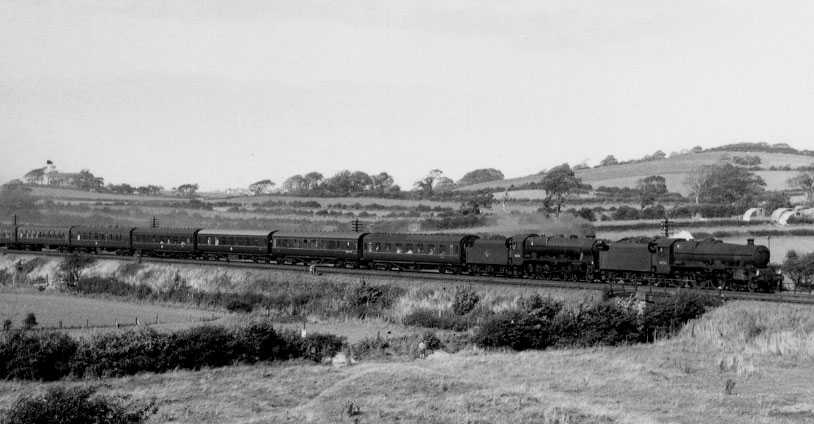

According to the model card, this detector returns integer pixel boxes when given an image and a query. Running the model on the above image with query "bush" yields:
[452,286,480,316]
[403,308,472,331]
[286,332,345,362]
[612,206,640,220]
[519,294,562,319]
[343,281,404,318]
[165,326,239,370]
[640,292,722,341]
[71,328,171,378]
[22,313,37,330]
[225,299,254,313]
[472,311,553,350]
[474,293,721,351]
[0,331,78,381]
[3,386,155,424]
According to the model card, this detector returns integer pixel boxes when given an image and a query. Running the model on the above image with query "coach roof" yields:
[273,232,365,239]
[198,229,275,237]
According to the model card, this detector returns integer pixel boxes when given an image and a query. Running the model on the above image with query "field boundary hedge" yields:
[0,322,344,381]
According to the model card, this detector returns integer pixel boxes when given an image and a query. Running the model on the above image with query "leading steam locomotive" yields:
[0,221,782,292]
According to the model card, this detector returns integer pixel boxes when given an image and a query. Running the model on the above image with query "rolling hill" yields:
[456,150,814,196]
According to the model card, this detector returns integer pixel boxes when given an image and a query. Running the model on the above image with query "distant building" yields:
[43,162,80,187]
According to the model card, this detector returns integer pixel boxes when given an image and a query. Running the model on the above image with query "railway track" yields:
[4,248,814,305]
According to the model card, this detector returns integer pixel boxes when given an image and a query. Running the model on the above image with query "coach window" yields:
[453,244,459,255]
[395,243,402,254]
[439,244,448,255]
[405,244,414,254]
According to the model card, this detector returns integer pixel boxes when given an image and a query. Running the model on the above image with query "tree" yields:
[684,165,715,205]
[414,169,443,196]
[457,168,504,186]
[23,167,46,185]
[690,145,703,153]
[702,163,766,204]
[371,172,395,194]
[175,183,199,197]
[248,179,275,196]
[788,173,814,203]
[282,174,307,194]
[107,183,134,195]
[74,169,104,191]
[637,175,668,209]
[599,155,618,167]
[540,163,581,216]
[348,171,373,192]
[434,176,456,192]
[643,150,666,161]
[782,250,814,293]
[59,253,95,287]
[303,172,324,191]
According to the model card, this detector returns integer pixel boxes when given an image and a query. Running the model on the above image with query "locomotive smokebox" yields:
[747,238,754,246]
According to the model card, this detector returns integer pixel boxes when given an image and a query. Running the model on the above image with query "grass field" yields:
[0,290,223,331]
[1,300,812,423]
[458,151,813,195]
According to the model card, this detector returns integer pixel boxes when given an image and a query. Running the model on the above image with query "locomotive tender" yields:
[0,221,782,292]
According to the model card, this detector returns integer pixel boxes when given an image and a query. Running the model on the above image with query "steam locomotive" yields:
[0,221,782,292]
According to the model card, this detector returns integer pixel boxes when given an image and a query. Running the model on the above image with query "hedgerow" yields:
[474,293,721,351]
[0,322,345,381]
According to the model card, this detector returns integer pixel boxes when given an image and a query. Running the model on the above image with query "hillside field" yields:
[1,300,813,423]
[458,151,813,195]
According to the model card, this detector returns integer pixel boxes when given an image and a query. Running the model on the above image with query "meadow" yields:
[458,150,813,194]
[1,300,813,423]
[0,290,223,331]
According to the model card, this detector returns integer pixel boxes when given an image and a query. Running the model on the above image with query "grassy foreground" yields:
[1,301,813,423]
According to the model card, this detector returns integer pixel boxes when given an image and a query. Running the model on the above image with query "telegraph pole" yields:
[660,217,670,237]
[151,216,160,228]
[351,218,363,233]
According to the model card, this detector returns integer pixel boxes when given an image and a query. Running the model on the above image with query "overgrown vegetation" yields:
[2,386,156,424]
[0,322,344,381]
[473,292,722,351]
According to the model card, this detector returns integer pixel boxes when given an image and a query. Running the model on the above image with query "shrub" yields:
[474,294,721,351]
[641,292,722,340]
[343,280,403,318]
[452,286,480,316]
[403,308,472,331]
[419,331,442,351]
[165,326,239,370]
[0,331,78,381]
[225,299,254,313]
[71,328,171,378]
[2,319,11,331]
[3,386,155,424]
[472,311,553,350]
[233,322,294,362]
[22,313,37,330]
[519,294,562,319]
[612,206,640,220]
[565,302,640,346]
[286,332,345,362]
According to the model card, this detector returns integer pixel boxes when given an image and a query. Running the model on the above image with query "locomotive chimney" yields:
[747,238,754,246]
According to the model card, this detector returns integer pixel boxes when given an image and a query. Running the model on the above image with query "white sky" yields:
[2,0,814,190]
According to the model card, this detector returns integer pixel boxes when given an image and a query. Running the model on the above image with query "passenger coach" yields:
[362,233,478,273]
